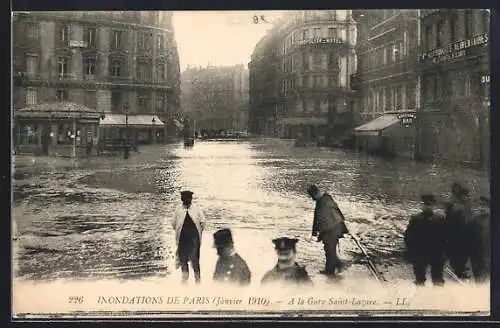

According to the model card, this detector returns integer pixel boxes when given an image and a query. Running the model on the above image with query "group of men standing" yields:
[170,181,490,287]
[404,182,491,286]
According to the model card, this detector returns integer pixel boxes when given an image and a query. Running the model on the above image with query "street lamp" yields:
[152,116,156,144]
[124,102,130,159]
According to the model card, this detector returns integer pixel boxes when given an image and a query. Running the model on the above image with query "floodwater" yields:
[12,139,490,284]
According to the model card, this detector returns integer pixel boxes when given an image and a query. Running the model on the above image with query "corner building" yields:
[12,11,181,144]
[249,10,357,141]
[417,9,490,167]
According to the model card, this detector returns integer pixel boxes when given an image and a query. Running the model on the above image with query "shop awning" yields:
[276,116,328,125]
[15,102,104,120]
[99,114,164,128]
[353,114,400,136]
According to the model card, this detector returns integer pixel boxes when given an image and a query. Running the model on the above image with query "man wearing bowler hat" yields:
[261,237,313,286]
[212,228,251,286]
[171,190,206,284]
[404,194,447,286]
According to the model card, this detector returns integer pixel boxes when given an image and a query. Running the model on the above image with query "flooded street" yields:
[12,139,489,283]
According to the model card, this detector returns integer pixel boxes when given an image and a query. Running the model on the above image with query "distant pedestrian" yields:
[212,228,251,286]
[404,194,447,286]
[171,190,206,284]
[445,182,473,279]
[468,196,490,283]
[261,237,313,286]
[307,184,349,276]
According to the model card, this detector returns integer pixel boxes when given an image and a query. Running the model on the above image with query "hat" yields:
[213,228,233,248]
[421,194,436,205]
[307,184,319,196]
[272,237,299,251]
[180,190,194,197]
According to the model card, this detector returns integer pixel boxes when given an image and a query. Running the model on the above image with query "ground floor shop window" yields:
[57,123,82,145]
[19,123,39,145]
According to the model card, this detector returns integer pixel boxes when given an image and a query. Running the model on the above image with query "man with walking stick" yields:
[307,184,349,276]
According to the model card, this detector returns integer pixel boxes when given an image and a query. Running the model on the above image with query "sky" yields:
[172,11,288,72]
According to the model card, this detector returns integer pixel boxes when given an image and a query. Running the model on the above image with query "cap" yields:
[307,184,319,196]
[213,228,233,248]
[180,190,194,197]
[272,237,299,251]
[421,194,436,205]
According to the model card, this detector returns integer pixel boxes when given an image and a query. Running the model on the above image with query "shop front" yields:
[353,112,416,158]
[277,116,328,140]
[99,114,165,146]
[14,102,104,157]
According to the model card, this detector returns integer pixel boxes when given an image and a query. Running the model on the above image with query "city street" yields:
[13,139,489,289]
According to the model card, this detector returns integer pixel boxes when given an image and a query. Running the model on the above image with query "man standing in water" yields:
[404,194,447,286]
[212,228,251,286]
[171,190,206,284]
[307,184,348,276]
[261,237,313,286]
[445,182,473,279]
[469,196,490,283]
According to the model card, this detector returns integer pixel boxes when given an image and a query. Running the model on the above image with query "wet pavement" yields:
[12,139,490,285]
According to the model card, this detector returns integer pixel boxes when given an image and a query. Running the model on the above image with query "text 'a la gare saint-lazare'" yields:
[11,9,490,317]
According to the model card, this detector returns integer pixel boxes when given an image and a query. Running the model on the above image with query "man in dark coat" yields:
[307,184,349,275]
[445,182,473,279]
[261,237,313,286]
[468,196,490,283]
[212,228,251,286]
[404,194,447,286]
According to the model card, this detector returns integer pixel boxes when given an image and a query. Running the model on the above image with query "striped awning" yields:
[99,114,164,127]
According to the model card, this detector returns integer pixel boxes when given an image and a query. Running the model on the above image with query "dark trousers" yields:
[178,239,201,284]
[470,251,490,283]
[412,257,445,286]
[448,248,469,278]
[321,230,342,273]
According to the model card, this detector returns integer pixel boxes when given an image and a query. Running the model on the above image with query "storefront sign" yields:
[69,40,88,48]
[481,75,490,84]
[397,113,416,127]
[295,37,344,46]
[420,33,488,63]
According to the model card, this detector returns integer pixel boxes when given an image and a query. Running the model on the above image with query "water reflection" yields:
[12,140,489,281]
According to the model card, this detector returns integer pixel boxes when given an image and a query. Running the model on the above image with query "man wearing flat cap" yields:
[261,237,313,286]
[404,194,447,286]
[171,190,206,284]
[445,182,473,278]
[212,228,251,286]
[468,195,490,283]
[307,184,349,276]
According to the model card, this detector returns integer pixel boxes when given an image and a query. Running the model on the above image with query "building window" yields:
[26,55,38,77]
[112,30,122,49]
[308,75,314,88]
[403,31,409,56]
[302,53,309,69]
[57,123,76,145]
[328,27,338,38]
[156,63,166,80]
[59,24,69,44]
[85,27,96,47]
[383,47,387,65]
[302,29,309,40]
[26,22,39,39]
[156,34,164,50]
[138,91,150,113]
[56,89,69,102]
[111,91,122,111]
[84,90,97,109]
[313,28,321,37]
[156,94,165,115]
[302,99,308,112]
[57,57,69,77]
[84,57,96,75]
[425,25,433,51]
[392,44,399,62]
[20,124,38,145]
[314,75,321,87]
[138,32,148,50]
[322,75,328,87]
[26,87,37,105]
[464,10,474,38]
[110,58,122,77]
[313,53,322,68]
[436,19,445,47]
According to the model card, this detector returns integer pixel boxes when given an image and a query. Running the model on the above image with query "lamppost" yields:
[124,102,130,159]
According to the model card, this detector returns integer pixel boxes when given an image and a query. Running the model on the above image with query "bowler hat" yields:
[180,190,194,197]
[307,184,319,196]
[213,228,233,248]
[421,194,436,205]
[272,237,299,251]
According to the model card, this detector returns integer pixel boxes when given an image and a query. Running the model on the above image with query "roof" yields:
[99,114,164,127]
[15,102,103,119]
[354,114,400,135]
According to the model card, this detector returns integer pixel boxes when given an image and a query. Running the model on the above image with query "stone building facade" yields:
[181,65,249,132]
[417,9,490,168]
[12,11,181,140]
[249,10,358,141]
